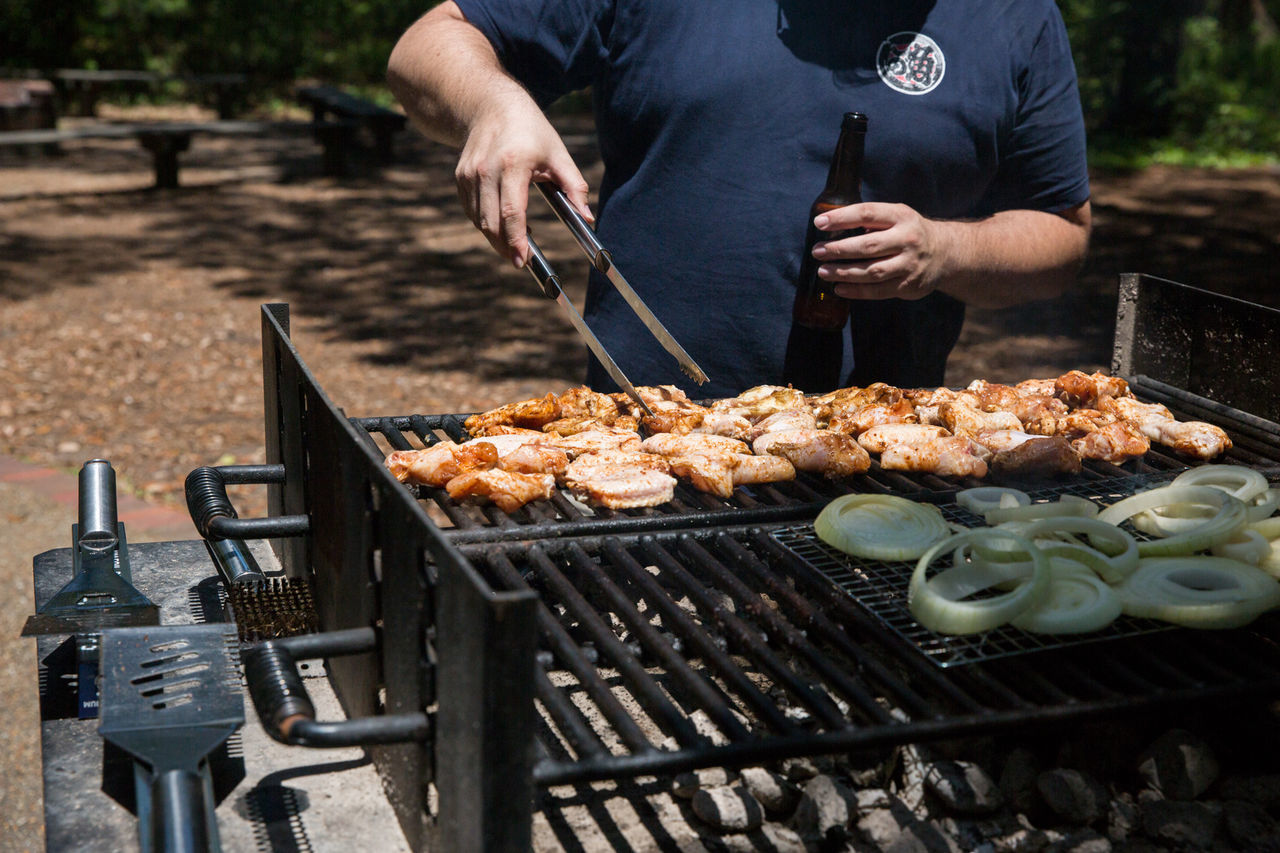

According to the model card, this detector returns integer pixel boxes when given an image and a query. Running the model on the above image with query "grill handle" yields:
[242,627,431,747]
[185,464,310,541]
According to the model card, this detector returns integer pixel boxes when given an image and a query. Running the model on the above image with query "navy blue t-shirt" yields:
[453,0,1090,397]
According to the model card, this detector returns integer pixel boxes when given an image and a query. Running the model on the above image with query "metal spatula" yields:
[98,624,243,853]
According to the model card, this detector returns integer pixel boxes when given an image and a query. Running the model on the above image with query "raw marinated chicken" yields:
[747,409,818,440]
[964,379,1066,434]
[641,399,709,435]
[753,429,871,478]
[556,386,624,420]
[1069,420,1151,464]
[386,442,498,487]
[989,435,1082,477]
[709,385,808,419]
[461,433,552,456]
[812,382,903,422]
[544,426,644,458]
[641,432,752,457]
[562,450,677,509]
[858,423,951,455]
[939,401,1024,437]
[444,469,556,512]
[971,429,1036,454]
[1099,396,1231,459]
[498,443,570,477]
[1015,378,1059,398]
[826,399,917,436]
[879,436,989,479]
[665,452,797,498]
[1055,370,1131,408]
[542,415,640,437]
[693,410,754,440]
[464,393,562,433]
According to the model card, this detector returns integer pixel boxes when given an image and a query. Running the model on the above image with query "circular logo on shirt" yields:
[876,32,945,95]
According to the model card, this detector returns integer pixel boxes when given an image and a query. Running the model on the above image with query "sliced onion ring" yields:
[815,494,949,562]
[1115,557,1280,629]
[1019,516,1140,583]
[984,495,1099,525]
[957,487,1030,515]
[909,529,1050,635]
[1211,528,1271,565]
[1098,485,1247,556]
[1011,572,1122,635]
[1173,464,1269,501]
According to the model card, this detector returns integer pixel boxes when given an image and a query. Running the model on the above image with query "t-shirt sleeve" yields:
[452,0,613,107]
[985,5,1090,214]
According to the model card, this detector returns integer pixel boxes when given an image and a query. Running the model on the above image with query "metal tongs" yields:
[524,182,709,417]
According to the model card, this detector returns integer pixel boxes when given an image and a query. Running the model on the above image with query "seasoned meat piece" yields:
[445,469,555,512]
[709,385,808,419]
[1069,420,1150,464]
[544,426,644,458]
[640,399,709,435]
[666,452,796,498]
[1055,370,1131,408]
[464,393,562,433]
[752,429,871,478]
[989,435,1082,477]
[826,399,917,436]
[1015,377,1059,398]
[386,442,498,487]
[747,409,818,440]
[693,411,754,441]
[498,443,570,477]
[562,450,676,509]
[858,423,951,454]
[939,401,1024,437]
[1100,397,1231,459]
[542,415,639,437]
[555,386,622,420]
[964,379,1066,434]
[879,436,989,479]
[812,382,903,422]
[641,432,751,457]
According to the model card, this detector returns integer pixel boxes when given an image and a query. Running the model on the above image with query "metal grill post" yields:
[436,557,539,853]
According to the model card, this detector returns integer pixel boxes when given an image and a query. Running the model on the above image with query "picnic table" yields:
[53,69,249,119]
[296,85,406,164]
[0,120,350,188]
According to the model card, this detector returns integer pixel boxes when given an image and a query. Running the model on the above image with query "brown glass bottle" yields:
[782,112,868,392]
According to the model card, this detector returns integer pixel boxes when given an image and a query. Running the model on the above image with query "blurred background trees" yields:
[2,0,1277,163]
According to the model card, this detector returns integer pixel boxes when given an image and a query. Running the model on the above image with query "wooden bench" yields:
[53,70,249,119]
[296,85,407,164]
[0,119,354,187]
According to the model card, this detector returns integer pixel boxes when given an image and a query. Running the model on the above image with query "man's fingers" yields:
[814,201,902,232]
[499,171,532,267]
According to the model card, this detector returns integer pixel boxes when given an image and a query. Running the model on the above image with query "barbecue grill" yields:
[29,273,1280,851]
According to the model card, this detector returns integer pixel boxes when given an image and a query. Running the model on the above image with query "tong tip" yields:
[681,364,709,385]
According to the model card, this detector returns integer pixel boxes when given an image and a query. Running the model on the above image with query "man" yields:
[388,1,1091,397]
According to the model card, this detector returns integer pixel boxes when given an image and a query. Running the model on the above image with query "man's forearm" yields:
[933,202,1092,309]
[387,1,531,148]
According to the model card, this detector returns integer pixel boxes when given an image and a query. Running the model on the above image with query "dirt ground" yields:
[0,105,1278,849]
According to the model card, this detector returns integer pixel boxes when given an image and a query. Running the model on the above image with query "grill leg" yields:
[436,563,539,852]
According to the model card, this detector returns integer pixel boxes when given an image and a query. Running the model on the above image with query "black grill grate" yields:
[452,523,1280,785]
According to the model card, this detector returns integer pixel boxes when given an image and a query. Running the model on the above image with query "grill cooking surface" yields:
[772,471,1206,668]
[456,523,1280,785]
[353,393,1270,543]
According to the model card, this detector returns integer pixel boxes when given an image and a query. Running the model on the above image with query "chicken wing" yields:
[463,393,562,433]
[386,442,499,488]
[858,423,951,455]
[752,429,871,478]
[879,436,989,479]
[1100,396,1231,459]
[562,450,677,509]
[445,469,556,513]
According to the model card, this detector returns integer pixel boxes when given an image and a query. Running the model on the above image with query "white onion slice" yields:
[815,494,949,562]
[1172,465,1269,501]
[1115,557,1280,628]
[957,487,1030,515]
[1211,528,1271,565]
[1247,488,1279,522]
[1011,572,1122,634]
[909,529,1050,635]
[1019,516,1140,583]
[1098,485,1247,556]
[984,495,1099,525]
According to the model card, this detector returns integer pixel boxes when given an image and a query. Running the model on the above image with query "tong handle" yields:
[524,235,562,299]
[534,182,609,270]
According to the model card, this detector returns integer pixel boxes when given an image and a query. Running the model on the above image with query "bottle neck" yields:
[821,119,866,205]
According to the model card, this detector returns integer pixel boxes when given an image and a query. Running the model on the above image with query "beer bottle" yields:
[782,111,868,392]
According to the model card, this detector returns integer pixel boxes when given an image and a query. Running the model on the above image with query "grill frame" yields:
[246,277,1280,853]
